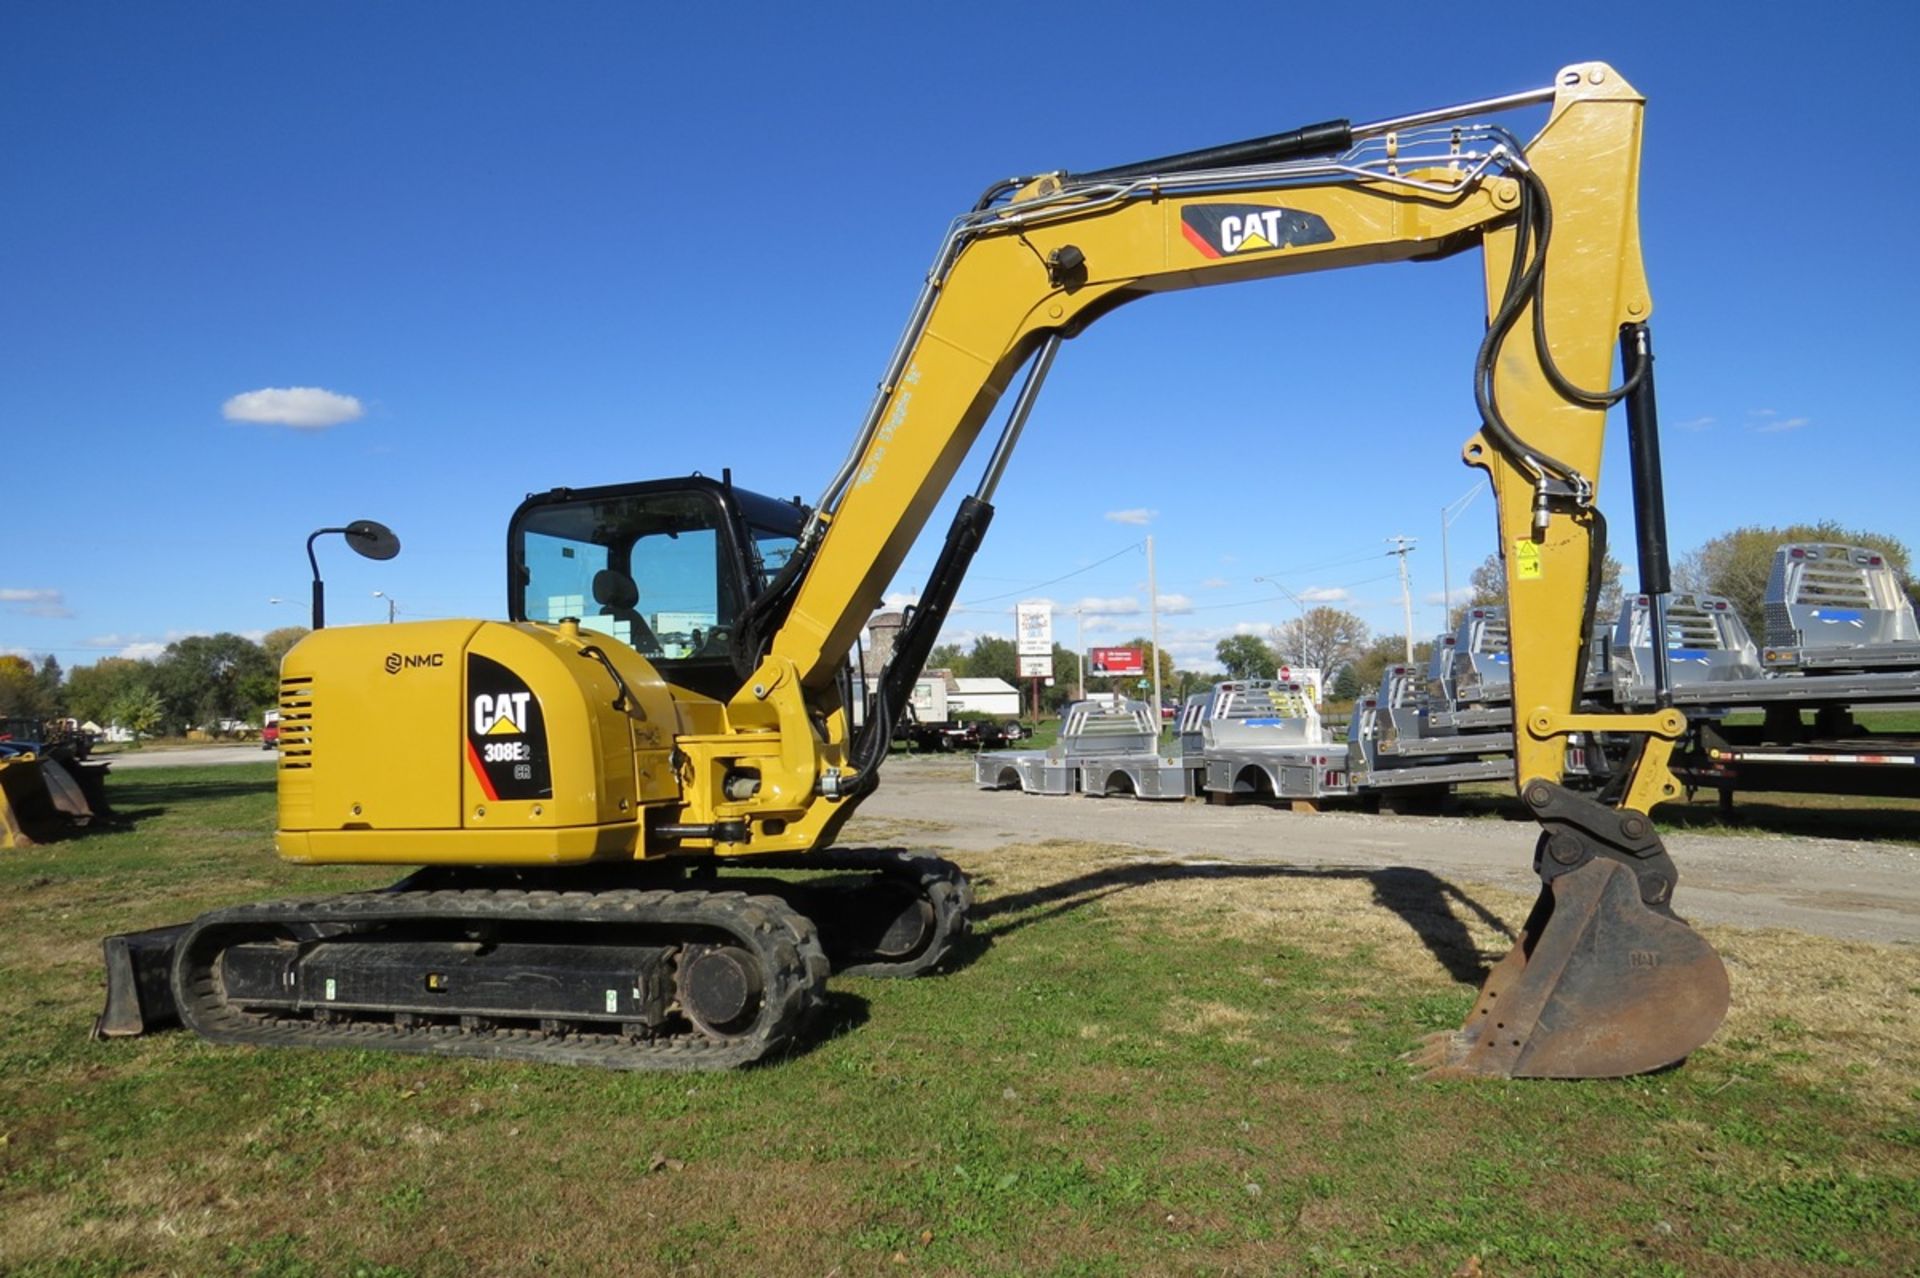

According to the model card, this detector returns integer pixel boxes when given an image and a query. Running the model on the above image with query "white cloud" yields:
[1200,577,1231,590]
[86,628,199,660]
[1753,415,1811,434]
[1071,595,1141,616]
[1297,586,1349,603]
[0,587,72,618]
[1156,593,1194,615]
[1103,508,1157,526]
[1424,586,1474,606]
[881,591,920,610]
[223,386,365,430]
[1675,415,1716,432]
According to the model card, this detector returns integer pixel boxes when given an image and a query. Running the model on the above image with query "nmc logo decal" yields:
[1181,204,1334,259]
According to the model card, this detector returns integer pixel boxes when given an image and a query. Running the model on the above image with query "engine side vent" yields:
[278,675,315,770]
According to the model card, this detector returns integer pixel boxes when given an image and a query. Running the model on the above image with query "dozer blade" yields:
[1415,856,1728,1079]
[92,925,187,1038]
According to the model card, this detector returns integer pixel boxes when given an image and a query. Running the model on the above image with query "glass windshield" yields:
[516,491,741,661]
[750,526,798,589]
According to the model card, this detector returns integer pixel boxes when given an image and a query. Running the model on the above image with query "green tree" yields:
[1169,667,1214,710]
[1215,633,1278,681]
[36,655,63,715]
[107,687,165,742]
[1347,635,1434,700]
[0,655,56,719]
[1044,642,1078,713]
[1331,664,1364,701]
[1675,522,1911,639]
[925,642,969,676]
[64,657,155,726]
[150,633,274,732]
[964,634,1018,685]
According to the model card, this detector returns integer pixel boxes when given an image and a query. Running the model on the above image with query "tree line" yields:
[0,628,309,741]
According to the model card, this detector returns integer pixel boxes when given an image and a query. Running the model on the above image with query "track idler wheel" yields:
[677,944,766,1038]
[1414,782,1729,1079]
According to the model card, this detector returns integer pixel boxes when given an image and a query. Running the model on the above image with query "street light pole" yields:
[373,590,399,623]
[1146,534,1162,734]
[1253,575,1309,664]
[1073,606,1086,701]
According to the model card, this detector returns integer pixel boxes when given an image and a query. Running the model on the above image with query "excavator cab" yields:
[507,475,806,698]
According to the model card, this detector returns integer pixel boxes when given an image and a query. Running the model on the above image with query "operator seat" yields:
[591,568,662,655]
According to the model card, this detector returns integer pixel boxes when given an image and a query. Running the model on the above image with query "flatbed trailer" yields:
[975,700,1178,796]
[1196,676,1349,805]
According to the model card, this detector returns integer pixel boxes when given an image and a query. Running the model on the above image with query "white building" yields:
[948,677,1019,717]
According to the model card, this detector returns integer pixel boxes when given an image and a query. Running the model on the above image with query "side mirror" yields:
[308,519,402,628]
[345,520,401,561]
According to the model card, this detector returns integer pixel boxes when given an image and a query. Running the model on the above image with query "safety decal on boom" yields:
[466,654,552,801]
[1181,204,1334,259]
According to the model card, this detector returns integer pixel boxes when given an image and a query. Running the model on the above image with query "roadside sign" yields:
[1090,646,1145,676]
[1015,601,1053,656]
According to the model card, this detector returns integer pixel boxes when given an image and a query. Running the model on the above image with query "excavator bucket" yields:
[1415,856,1729,1078]
[0,751,101,849]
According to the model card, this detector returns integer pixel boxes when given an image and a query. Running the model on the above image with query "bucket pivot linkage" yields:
[1416,781,1729,1079]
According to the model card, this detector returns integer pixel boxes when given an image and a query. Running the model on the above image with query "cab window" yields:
[515,491,742,662]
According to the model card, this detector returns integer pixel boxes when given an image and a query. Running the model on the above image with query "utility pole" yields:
[1388,536,1417,661]
[1147,534,1163,735]
[1074,607,1086,701]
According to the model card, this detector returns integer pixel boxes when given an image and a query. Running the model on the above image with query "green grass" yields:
[2,765,1916,1276]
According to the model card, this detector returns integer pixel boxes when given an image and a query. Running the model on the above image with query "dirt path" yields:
[842,756,1920,944]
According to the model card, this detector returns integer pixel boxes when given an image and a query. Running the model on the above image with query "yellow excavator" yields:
[98,62,1728,1077]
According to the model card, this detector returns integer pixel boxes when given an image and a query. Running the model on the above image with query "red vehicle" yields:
[261,709,281,751]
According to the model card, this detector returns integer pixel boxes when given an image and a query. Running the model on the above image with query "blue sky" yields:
[4,2,1916,673]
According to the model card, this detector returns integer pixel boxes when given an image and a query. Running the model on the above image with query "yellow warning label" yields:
[1513,539,1543,580]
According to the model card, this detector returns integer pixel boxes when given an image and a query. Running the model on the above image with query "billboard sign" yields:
[1015,601,1053,656]
[1018,654,1052,678]
[1089,646,1145,677]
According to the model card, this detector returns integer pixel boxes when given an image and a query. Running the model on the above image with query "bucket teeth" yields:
[1411,857,1728,1079]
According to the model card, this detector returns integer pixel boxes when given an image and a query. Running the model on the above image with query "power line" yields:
[957,540,1144,607]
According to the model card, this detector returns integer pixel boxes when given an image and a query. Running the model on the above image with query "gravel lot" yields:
[844,754,1920,944]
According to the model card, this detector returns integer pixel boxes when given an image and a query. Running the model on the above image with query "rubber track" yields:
[744,848,973,978]
[171,888,830,1071]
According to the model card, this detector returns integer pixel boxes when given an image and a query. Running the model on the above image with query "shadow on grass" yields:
[106,775,277,810]
[970,861,1517,987]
